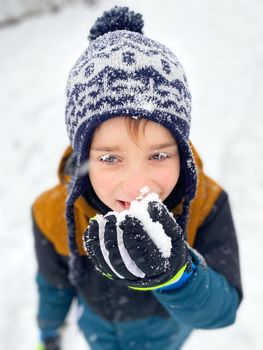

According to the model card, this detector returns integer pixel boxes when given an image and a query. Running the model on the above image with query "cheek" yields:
[89,165,116,198]
[89,173,103,194]
[158,160,180,195]
[160,171,178,191]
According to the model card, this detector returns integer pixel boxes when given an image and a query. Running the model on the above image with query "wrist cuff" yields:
[157,262,196,292]
[128,263,188,291]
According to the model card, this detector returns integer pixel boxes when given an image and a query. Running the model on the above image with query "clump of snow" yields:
[135,185,150,200]
[110,187,172,258]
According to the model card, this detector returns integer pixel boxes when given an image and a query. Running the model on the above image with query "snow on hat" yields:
[65,6,197,284]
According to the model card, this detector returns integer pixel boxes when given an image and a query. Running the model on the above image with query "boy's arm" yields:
[153,251,239,328]
[33,215,76,344]
[153,191,242,329]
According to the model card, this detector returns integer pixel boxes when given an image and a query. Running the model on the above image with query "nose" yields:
[121,167,155,200]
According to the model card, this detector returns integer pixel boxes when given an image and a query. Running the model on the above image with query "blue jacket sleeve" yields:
[32,214,76,336]
[153,251,239,329]
[36,272,76,334]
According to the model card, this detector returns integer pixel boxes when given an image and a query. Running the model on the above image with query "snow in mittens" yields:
[109,186,172,258]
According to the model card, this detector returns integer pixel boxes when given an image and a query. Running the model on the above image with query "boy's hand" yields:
[84,201,192,290]
[36,335,61,350]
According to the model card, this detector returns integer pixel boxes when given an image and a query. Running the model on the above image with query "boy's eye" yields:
[150,152,171,161]
[99,154,118,163]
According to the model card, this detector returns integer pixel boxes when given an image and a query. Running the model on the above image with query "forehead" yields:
[92,117,176,144]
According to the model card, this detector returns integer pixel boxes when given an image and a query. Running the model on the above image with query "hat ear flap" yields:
[178,141,197,201]
[66,156,89,284]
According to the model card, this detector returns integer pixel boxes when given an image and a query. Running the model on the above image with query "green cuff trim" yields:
[128,263,187,291]
[102,272,113,280]
[36,344,45,350]
[89,216,97,222]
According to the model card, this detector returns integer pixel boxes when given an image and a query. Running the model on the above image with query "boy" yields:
[33,6,242,350]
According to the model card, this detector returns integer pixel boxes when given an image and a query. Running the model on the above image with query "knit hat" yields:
[65,6,197,284]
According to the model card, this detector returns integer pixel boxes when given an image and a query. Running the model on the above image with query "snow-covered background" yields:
[1,0,263,349]
[0,0,96,25]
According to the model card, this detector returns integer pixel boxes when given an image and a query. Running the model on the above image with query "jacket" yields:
[32,144,242,350]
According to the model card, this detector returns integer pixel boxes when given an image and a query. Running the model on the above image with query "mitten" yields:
[36,335,61,350]
[84,198,193,291]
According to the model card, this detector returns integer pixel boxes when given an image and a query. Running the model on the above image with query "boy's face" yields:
[89,117,180,212]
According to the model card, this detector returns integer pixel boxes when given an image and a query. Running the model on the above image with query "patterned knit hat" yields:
[65,6,197,284]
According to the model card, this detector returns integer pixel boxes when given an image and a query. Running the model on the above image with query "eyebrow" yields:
[148,142,177,150]
[90,146,122,152]
[90,142,177,152]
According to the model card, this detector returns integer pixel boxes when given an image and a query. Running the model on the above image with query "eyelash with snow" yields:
[98,152,172,164]
[99,154,118,163]
[150,152,172,161]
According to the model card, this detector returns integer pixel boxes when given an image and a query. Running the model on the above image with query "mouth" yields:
[117,200,131,210]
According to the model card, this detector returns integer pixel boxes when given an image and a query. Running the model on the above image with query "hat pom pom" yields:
[88,6,144,41]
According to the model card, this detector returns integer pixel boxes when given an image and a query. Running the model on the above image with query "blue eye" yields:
[151,152,171,161]
[99,154,118,163]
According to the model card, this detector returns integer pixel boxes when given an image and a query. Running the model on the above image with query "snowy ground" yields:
[1,0,263,349]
